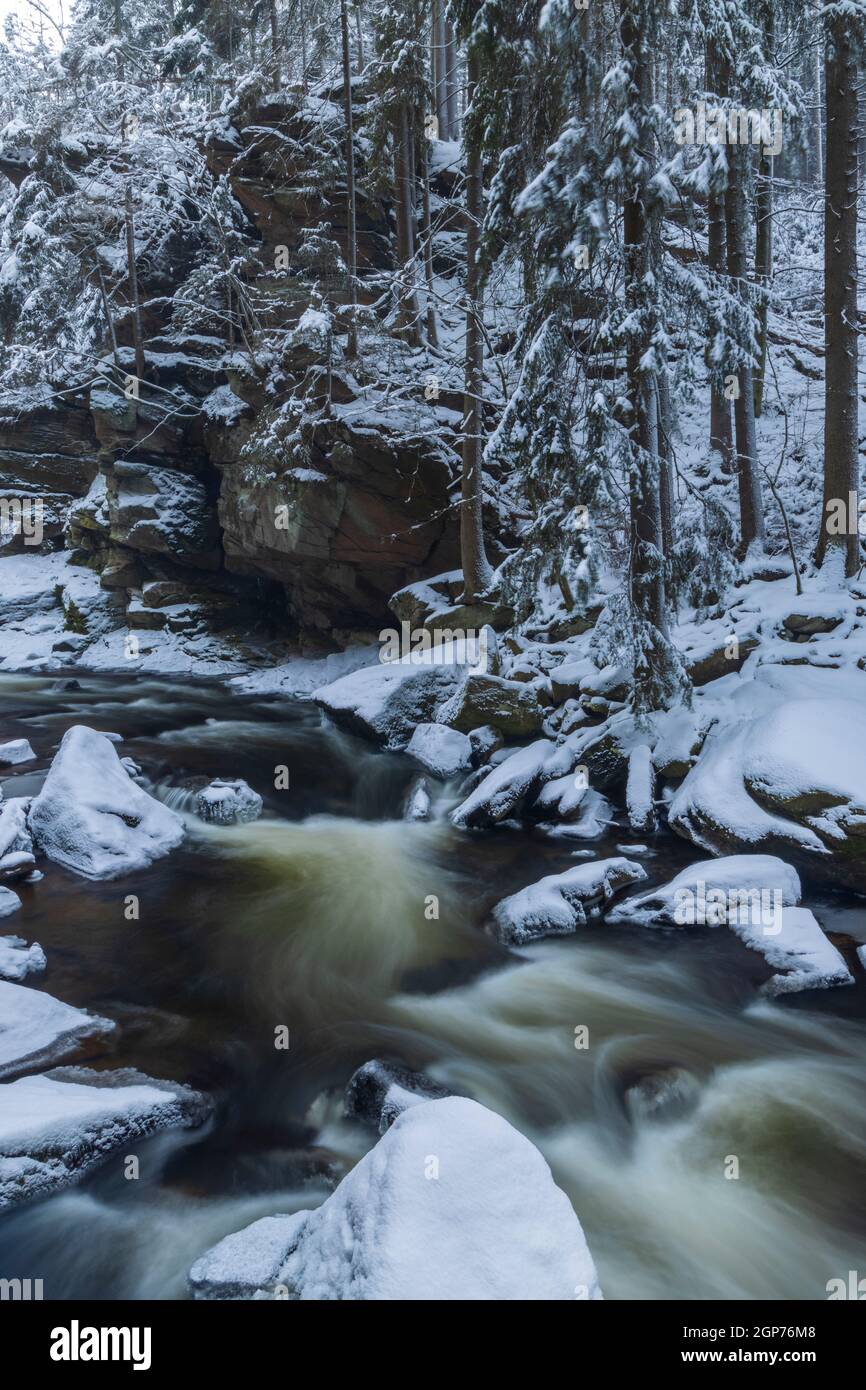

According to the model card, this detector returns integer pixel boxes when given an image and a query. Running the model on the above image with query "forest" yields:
[0,0,864,1318]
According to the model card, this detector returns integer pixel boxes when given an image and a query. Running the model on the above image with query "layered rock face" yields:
[1,89,462,641]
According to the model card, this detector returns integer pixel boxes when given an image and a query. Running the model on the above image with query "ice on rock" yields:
[605,854,802,926]
[732,906,853,997]
[28,725,184,879]
[190,1097,602,1301]
[0,980,114,1080]
[344,1059,451,1135]
[492,858,648,946]
[196,778,263,825]
[0,796,36,880]
[0,935,45,980]
[0,738,35,766]
[0,887,20,919]
[451,739,559,828]
[314,653,467,750]
[406,722,473,779]
[0,1067,210,1209]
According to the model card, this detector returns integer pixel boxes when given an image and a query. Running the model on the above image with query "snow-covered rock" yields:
[28,726,184,879]
[0,1067,209,1209]
[0,935,45,981]
[314,657,466,749]
[0,738,35,766]
[0,980,114,1080]
[605,854,802,926]
[406,722,473,778]
[403,777,431,821]
[731,906,853,996]
[0,887,20,919]
[438,673,544,737]
[626,743,655,832]
[0,796,35,880]
[669,700,866,890]
[196,778,263,825]
[344,1059,451,1135]
[492,858,648,946]
[190,1097,601,1301]
[451,739,561,828]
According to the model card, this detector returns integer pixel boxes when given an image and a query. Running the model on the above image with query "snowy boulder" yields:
[0,980,114,1080]
[0,935,46,981]
[0,738,35,766]
[0,797,36,880]
[669,700,866,890]
[344,1059,451,1135]
[406,722,472,779]
[0,1067,210,1210]
[731,907,853,997]
[605,855,801,927]
[492,858,648,946]
[28,726,184,879]
[452,739,561,829]
[536,789,612,841]
[196,778,263,826]
[438,673,544,738]
[403,777,431,821]
[190,1097,601,1301]
[314,658,466,750]
[0,888,20,919]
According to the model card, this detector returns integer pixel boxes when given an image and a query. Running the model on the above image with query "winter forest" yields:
[0,0,865,1318]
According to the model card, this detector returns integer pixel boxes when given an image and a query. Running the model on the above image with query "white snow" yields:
[0,980,114,1080]
[0,796,35,880]
[29,726,184,879]
[0,936,44,980]
[0,888,20,919]
[190,1097,601,1301]
[315,657,466,749]
[732,906,853,996]
[0,738,35,766]
[451,739,559,828]
[606,854,802,926]
[406,722,472,779]
[196,778,263,825]
[492,858,648,946]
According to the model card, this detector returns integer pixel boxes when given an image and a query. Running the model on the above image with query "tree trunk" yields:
[658,369,675,557]
[355,2,365,74]
[724,137,765,553]
[814,38,824,184]
[340,0,358,356]
[816,2,860,575]
[124,184,145,383]
[753,0,774,419]
[444,18,459,140]
[393,103,422,347]
[460,48,493,602]
[432,0,449,140]
[706,44,733,468]
[621,0,666,636]
[268,0,280,83]
[419,135,439,347]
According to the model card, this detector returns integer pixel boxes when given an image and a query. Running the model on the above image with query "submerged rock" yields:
[28,725,184,879]
[189,1097,602,1301]
[0,1067,210,1210]
[196,778,263,825]
[492,858,648,946]
[344,1059,451,1135]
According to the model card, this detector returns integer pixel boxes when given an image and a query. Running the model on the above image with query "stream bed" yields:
[0,672,864,1300]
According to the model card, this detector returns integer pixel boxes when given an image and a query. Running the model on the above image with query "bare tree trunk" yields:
[622,0,666,636]
[114,0,125,82]
[124,184,145,382]
[444,18,459,140]
[393,103,422,347]
[816,1,860,575]
[724,135,765,552]
[355,1,365,73]
[460,48,493,602]
[814,37,824,184]
[658,369,675,557]
[419,136,439,347]
[753,0,774,419]
[268,0,280,83]
[340,0,358,356]
[706,44,732,469]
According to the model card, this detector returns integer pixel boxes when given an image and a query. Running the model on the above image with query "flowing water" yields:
[0,672,864,1301]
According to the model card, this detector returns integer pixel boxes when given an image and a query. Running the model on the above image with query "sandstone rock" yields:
[438,673,544,738]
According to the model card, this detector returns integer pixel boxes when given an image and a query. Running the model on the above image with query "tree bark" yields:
[753,0,774,419]
[124,184,145,382]
[393,103,422,347]
[706,43,733,468]
[444,18,459,140]
[816,1,860,575]
[419,135,439,347]
[724,137,765,553]
[432,0,449,140]
[621,0,667,635]
[460,48,493,602]
[340,0,358,356]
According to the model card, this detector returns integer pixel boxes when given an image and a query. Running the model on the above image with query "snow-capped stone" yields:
[451,738,561,828]
[732,906,853,996]
[0,797,35,880]
[196,778,263,825]
[0,980,114,1080]
[403,778,431,821]
[536,789,612,841]
[438,672,544,737]
[189,1097,601,1301]
[0,1067,209,1210]
[314,655,466,749]
[0,935,46,981]
[0,888,20,919]
[0,738,35,766]
[467,724,503,765]
[492,858,648,946]
[28,725,184,879]
[344,1059,451,1135]
[605,854,802,926]
[626,744,655,833]
[406,722,472,778]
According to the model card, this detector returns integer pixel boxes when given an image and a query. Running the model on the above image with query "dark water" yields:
[0,673,864,1300]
